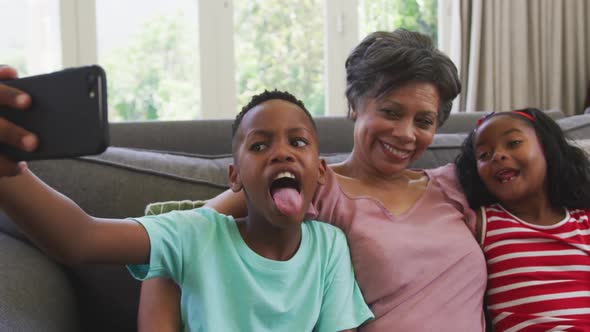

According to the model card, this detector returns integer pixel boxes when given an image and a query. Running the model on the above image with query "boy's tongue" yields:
[271,188,303,216]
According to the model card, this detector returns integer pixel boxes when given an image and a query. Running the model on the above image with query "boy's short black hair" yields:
[231,89,316,138]
[455,108,590,209]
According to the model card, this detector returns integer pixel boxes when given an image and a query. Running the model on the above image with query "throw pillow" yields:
[145,200,207,216]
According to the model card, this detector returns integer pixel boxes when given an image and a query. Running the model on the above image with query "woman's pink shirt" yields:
[308,163,487,331]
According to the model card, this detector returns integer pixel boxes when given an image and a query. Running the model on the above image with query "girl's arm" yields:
[204,189,248,217]
[138,278,181,332]
[0,164,150,265]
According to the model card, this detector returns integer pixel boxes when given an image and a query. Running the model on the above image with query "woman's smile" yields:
[380,140,413,160]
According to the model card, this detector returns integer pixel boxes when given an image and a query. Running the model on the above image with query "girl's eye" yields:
[507,140,522,148]
[250,142,268,152]
[291,138,308,147]
[477,151,492,161]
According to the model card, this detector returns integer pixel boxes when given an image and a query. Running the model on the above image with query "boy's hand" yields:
[0,65,38,176]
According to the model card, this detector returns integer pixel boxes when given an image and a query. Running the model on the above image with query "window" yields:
[234,0,325,116]
[359,0,438,45]
[1,0,437,121]
[96,0,200,121]
[0,0,62,76]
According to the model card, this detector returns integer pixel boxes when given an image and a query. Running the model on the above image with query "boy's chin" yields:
[270,211,307,228]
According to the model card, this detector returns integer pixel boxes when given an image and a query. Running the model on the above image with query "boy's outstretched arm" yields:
[0,165,150,265]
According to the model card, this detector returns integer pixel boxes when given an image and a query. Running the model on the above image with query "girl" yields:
[456,108,590,331]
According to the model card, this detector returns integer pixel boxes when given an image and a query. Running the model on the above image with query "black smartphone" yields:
[0,65,109,161]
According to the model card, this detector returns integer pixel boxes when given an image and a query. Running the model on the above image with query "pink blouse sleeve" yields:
[427,163,477,236]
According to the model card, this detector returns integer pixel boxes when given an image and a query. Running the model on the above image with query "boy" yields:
[0,90,373,331]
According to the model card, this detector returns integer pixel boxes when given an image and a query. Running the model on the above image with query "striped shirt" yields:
[482,204,590,331]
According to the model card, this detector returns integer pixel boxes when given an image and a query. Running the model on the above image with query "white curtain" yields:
[439,0,590,115]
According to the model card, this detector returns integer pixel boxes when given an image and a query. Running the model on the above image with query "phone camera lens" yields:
[87,73,98,98]
[87,73,96,85]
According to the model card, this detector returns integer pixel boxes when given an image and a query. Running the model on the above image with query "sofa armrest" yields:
[0,233,78,332]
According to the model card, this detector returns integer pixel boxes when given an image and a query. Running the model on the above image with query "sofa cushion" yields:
[410,134,467,168]
[0,233,78,332]
[25,149,229,219]
[84,147,232,187]
[558,114,590,139]
[79,135,467,198]
[91,135,469,190]
[110,116,357,155]
[436,109,565,134]
[110,111,566,153]
[571,139,590,155]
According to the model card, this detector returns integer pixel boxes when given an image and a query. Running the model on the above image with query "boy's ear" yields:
[317,159,327,185]
[228,164,243,192]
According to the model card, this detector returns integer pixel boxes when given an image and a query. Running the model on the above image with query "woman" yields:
[139,29,487,331]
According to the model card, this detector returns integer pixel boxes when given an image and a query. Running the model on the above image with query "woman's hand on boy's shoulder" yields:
[0,66,38,177]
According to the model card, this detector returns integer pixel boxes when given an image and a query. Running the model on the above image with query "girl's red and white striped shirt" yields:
[482,204,590,332]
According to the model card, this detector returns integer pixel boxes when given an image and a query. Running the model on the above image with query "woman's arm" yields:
[204,189,248,217]
[0,165,150,265]
[138,278,181,332]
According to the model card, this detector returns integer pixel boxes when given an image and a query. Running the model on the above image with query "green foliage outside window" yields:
[360,0,437,45]
[234,0,325,116]
[103,13,200,121]
[104,0,436,121]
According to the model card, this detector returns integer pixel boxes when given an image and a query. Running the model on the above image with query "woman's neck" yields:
[235,215,302,261]
[336,153,420,186]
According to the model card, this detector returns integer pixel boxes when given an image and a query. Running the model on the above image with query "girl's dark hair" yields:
[455,108,590,209]
[345,29,461,126]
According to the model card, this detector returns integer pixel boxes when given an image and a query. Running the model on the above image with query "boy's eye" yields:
[291,138,308,147]
[250,142,268,152]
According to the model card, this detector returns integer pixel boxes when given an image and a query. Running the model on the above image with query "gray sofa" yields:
[1,109,587,331]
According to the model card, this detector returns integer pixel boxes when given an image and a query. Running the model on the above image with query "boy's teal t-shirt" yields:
[127,208,373,332]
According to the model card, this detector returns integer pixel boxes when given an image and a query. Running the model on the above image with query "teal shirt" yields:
[128,208,373,332]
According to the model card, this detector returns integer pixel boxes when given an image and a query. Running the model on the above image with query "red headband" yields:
[476,110,534,128]
[512,111,534,122]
